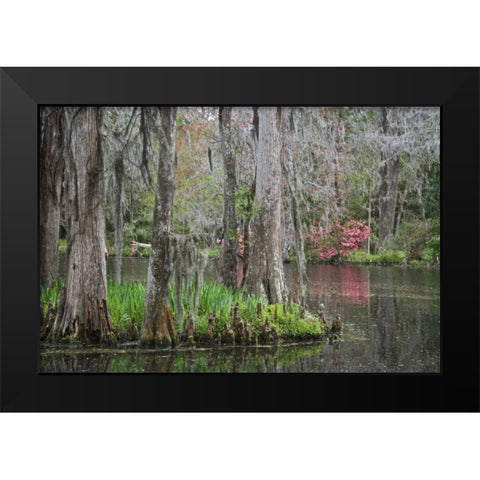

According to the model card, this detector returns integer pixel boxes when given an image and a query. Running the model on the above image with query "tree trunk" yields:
[141,107,178,346]
[395,181,409,236]
[367,195,372,255]
[419,165,427,220]
[244,107,287,304]
[39,107,65,288]
[113,153,124,283]
[219,106,238,288]
[378,107,400,247]
[240,108,259,287]
[51,107,113,343]
[378,155,400,246]
[280,108,306,306]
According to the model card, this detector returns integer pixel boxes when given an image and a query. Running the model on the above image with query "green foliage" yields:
[343,246,441,266]
[105,342,327,373]
[41,278,327,343]
[379,250,407,264]
[173,111,224,235]
[421,233,440,263]
[198,282,242,320]
[235,184,261,221]
[423,166,440,219]
[341,168,374,222]
[426,234,440,257]
[172,173,223,235]
[176,113,188,129]
[190,282,325,341]
[262,304,321,338]
[346,249,407,265]
[40,277,63,317]
[123,190,155,243]
[120,244,151,257]
[58,239,67,254]
[393,218,439,260]
[167,279,327,341]
[40,279,146,337]
[107,281,146,333]
[346,250,380,264]
[206,245,222,258]
[420,248,436,263]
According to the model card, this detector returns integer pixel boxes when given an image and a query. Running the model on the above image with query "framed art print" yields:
[1,67,478,411]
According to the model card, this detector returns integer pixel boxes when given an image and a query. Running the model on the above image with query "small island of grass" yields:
[41,279,330,347]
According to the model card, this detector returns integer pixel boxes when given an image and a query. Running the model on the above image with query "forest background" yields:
[42,105,441,283]
[39,106,440,345]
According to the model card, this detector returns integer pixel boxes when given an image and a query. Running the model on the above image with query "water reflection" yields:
[373,268,398,369]
[40,343,328,373]
[305,264,370,307]
[54,257,440,373]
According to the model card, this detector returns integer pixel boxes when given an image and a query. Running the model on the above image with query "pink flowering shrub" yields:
[217,229,252,256]
[311,220,370,261]
[237,232,245,256]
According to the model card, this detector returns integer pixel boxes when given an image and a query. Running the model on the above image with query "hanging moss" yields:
[171,234,208,331]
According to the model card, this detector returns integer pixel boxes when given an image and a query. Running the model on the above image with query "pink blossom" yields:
[312,219,370,261]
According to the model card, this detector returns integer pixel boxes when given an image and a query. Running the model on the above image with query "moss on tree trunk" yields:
[141,107,178,347]
[39,107,65,288]
[50,107,114,344]
[244,107,287,304]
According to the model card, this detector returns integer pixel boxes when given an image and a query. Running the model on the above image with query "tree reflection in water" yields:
[41,343,325,373]
[45,264,439,373]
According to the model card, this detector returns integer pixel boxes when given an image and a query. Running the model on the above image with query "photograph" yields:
[39,105,440,374]
[1,67,477,412]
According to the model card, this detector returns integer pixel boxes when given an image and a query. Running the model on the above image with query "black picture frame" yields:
[1,67,478,412]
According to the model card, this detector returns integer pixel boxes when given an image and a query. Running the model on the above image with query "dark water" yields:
[46,258,440,373]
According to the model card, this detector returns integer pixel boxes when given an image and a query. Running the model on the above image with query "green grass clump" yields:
[378,250,406,264]
[261,304,320,338]
[40,277,63,317]
[40,279,146,339]
[107,281,145,335]
[41,278,328,344]
[345,249,407,265]
[198,282,244,320]
[347,250,379,264]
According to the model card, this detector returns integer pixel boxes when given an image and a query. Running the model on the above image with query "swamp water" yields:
[42,259,440,373]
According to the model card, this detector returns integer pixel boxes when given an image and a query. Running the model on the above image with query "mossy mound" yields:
[41,279,330,347]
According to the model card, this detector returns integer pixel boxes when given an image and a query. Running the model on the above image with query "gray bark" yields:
[244,107,287,304]
[39,107,65,288]
[113,153,124,282]
[52,107,113,343]
[378,107,400,247]
[219,106,238,288]
[141,107,178,346]
[395,182,409,236]
[367,196,372,255]
[240,108,259,287]
[280,108,306,306]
